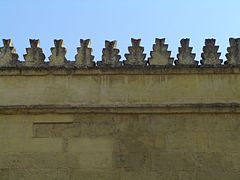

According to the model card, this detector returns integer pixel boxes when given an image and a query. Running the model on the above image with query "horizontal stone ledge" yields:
[0,103,240,114]
[1,66,240,76]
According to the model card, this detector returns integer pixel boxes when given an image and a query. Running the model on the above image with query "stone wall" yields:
[1,113,240,180]
[0,38,240,180]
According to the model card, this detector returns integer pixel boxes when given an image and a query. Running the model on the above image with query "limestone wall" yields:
[0,38,240,180]
[0,113,240,180]
[1,67,240,107]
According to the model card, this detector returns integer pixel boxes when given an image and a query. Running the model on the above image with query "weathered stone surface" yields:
[148,38,173,66]
[8,168,57,180]
[0,169,9,180]
[0,152,79,169]
[70,170,114,180]
[49,39,67,66]
[3,38,240,68]
[3,38,240,67]
[97,40,121,67]
[1,64,240,179]
[1,113,240,179]
[0,71,239,106]
[124,38,146,65]
[200,39,223,65]
[0,137,62,153]
[208,132,240,152]
[225,38,240,65]
[75,39,95,67]
[0,39,18,67]
[23,39,45,66]
[175,39,198,66]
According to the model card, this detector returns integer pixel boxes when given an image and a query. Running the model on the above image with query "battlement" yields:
[1,38,240,180]
[1,38,240,68]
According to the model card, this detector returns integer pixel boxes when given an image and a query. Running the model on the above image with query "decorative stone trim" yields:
[0,39,19,67]
[1,38,240,68]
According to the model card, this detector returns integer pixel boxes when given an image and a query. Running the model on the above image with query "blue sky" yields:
[1,0,240,62]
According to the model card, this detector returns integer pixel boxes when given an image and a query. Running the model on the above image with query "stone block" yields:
[0,169,9,180]
[120,169,150,180]
[9,168,57,180]
[0,120,32,138]
[196,171,240,180]
[209,132,240,152]
[232,153,240,171]
[33,122,78,138]
[0,138,63,153]
[56,168,70,180]
[70,169,113,180]
[77,152,112,169]
[0,153,79,169]
[166,132,198,152]
[68,137,114,153]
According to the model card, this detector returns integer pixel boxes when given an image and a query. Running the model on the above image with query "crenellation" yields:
[124,38,146,66]
[75,39,95,67]
[148,38,174,66]
[49,39,68,66]
[1,38,240,68]
[23,39,45,66]
[200,39,223,66]
[97,40,122,67]
[0,39,19,67]
[175,39,198,66]
[225,38,240,65]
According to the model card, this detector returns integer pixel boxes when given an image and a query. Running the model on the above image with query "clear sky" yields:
[1,0,240,62]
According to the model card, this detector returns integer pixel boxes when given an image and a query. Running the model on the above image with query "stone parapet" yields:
[1,38,240,67]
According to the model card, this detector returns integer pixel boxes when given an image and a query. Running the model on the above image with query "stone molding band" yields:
[1,66,240,76]
[1,103,240,114]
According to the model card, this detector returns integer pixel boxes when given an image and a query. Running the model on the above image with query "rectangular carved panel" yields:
[33,122,77,138]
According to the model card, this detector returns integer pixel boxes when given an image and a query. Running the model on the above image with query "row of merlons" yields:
[0,38,240,67]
